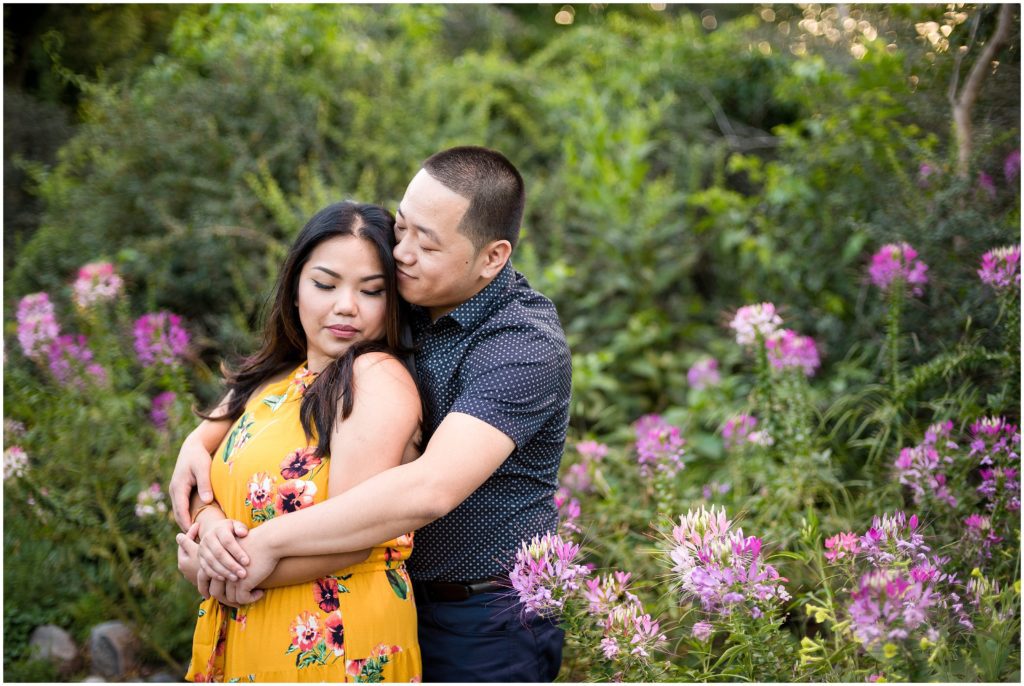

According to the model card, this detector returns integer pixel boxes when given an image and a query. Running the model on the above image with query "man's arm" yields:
[232,412,516,592]
[170,397,235,530]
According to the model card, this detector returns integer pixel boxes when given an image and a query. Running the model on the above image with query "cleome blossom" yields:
[72,261,124,309]
[687,357,722,390]
[868,243,929,296]
[510,532,590,618]
[765,329,821,376]
[669,505,789,619]
[847,568,940,655]
[722,414,773,450]
[858,511,930,567]
[893,421,959,509]
[133,312,190,367]
[633,414,685,478]
[729,303,783,346]
[977,245,1021,292]
[16,292,61,360]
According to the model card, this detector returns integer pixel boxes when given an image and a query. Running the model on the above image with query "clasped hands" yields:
[176,517,269,608]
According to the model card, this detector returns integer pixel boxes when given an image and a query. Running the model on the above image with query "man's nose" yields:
[393,234,414,265]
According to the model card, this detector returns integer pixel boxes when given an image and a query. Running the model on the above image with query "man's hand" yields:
[170,432,216,531]
[198,519,250,581]
[175,522,201,587]
[228,525,277,600]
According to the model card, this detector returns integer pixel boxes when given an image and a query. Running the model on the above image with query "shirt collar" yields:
[414,263,514,331]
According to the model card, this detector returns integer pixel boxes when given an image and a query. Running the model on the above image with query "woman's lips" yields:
[326,325,359,339]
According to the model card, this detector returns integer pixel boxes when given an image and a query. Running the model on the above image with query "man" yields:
[170,146,573,682]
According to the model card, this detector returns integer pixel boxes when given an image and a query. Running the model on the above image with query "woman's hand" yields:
[175,522,201,587]
[197,518,251,582]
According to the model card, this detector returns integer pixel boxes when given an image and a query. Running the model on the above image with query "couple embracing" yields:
[169,146,572,682]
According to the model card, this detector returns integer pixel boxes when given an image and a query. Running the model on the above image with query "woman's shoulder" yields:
[351,352,420,403]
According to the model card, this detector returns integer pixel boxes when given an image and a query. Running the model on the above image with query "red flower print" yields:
[314,577,340,612]
[346,658,366,677]
[246,471,275,509]
[290,610,321,652]
[275,479,318,514]
[395,532,415,548]
[290,367,319,397]
[280,447,321,479]
[370,643,402,659]
[324,610,345,655]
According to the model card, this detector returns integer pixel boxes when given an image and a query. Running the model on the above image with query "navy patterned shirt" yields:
[406,263,572,582]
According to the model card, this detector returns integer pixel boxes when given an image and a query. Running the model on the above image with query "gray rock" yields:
[147,671,179,682]
[81,677,106,683]
[28,624,79,674]
[88,621,138,679]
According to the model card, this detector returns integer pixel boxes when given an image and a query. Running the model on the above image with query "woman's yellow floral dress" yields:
[186,364,420,683]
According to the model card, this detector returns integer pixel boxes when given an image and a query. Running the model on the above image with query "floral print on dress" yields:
[274,479,317,514]
[286,610,342,669]
[223,412,255,462]
[245,471,277,522]
[314,575,350,612]
[262,392,288,412]
[290,367,319,398]
[347,644,402,683]
[324,610,345,657]
[280,447,323,479]
[384,535,414,601]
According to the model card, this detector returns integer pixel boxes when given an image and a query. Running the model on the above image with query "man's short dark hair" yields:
[422,146,525,251]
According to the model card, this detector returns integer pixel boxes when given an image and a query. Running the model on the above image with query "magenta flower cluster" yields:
[72,261,124,309]
[509,532,591,618]
[150,391,178,430]
[687,357,721,390]
[633,414,685,478]
[893,421,958,508]
[722,413,772,450]
[133,312,190,367]
[669,506,790,620]
[599,601,668,661]
[47,335,108,389]
[16,293,60,359]
[858,511,930,567]
[868,243,929,296]
[977,245,1021,292]
[765,329,821,376]
[969,417,1020,514]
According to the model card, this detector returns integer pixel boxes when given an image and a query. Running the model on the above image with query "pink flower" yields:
[16,293,60,359]
[314,577,341,612]
[510,532,590,618]
[3,446,29,480]
[133,312,190,367]
[575,440,608,462]
[729,303,783,346]
[72,261,123,308]
[561,462,592,494]
[977,245,1021,292]
[290,611,321,651]
[274,479,318,514]
[1004,149,1020,183]
[46,335,107,388]
[722,414,758,450]
[918,163,937,185]
[847,568,938,653]
[765,329,821,376]
[824,531,861,563]
[977,171,997,198]
[584,572,640,615]
[150,391,177,429]
[691,620,714,641]
[279,447,322,479]
[687,357,721,390]
[633,415,685,477]
[868,243,929,296]
[135,482,167,518]
[554,488,582,534]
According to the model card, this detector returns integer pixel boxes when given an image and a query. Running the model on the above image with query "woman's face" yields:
[295,234,387,373]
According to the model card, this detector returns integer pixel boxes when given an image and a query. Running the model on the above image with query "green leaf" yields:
[385,569,408,600]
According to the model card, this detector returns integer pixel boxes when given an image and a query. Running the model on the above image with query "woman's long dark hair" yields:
[198,201,416,457]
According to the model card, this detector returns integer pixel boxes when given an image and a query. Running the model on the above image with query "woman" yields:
[175,201,422,682]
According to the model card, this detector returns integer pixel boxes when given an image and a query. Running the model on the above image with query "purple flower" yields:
[977,171,997,198]
[46,335,107,388]
[722,414,772,449]
[510,532,590,618]
[729,303,783,346]
[859,511,930,567]
[150,391,177,430]
[584,571,640,615]
[977,467,1020,513]
[72,261,124,309]
[16,293,60,359]
[1004,150,1020,183]
[687,357,721,390]
[633,415,685,478]
[702,481,731,500]
[918,163,938,186]
[600,603,667,662]
[893,424,959,508]
[765,329,821,376]
[969,416,1019,466]
[554,488,582,534]
[868,243,929,296]
[846,568,938,654]
[824,532,861,563]
[561,462,592,494]
[691,620,714,641]
[977,245,1021,292]
[133,312,190,367]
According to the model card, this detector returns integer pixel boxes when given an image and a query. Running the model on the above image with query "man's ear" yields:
[478,240,512,279]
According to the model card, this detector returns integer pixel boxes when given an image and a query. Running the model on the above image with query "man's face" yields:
[394,169,488,319]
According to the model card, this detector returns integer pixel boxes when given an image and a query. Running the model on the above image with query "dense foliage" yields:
[3,3,1019,681]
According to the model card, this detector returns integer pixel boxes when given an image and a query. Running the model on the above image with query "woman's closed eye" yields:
[313,280,334,290]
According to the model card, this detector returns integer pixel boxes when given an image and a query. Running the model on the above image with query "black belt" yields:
[412,577,508,603]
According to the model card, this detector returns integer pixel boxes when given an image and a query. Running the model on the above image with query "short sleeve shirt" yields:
[406,263,572,582]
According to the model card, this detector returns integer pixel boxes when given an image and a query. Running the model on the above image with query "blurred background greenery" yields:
[3,3,1019,680]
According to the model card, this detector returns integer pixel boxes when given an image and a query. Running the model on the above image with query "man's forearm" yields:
[257,460,445,559]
